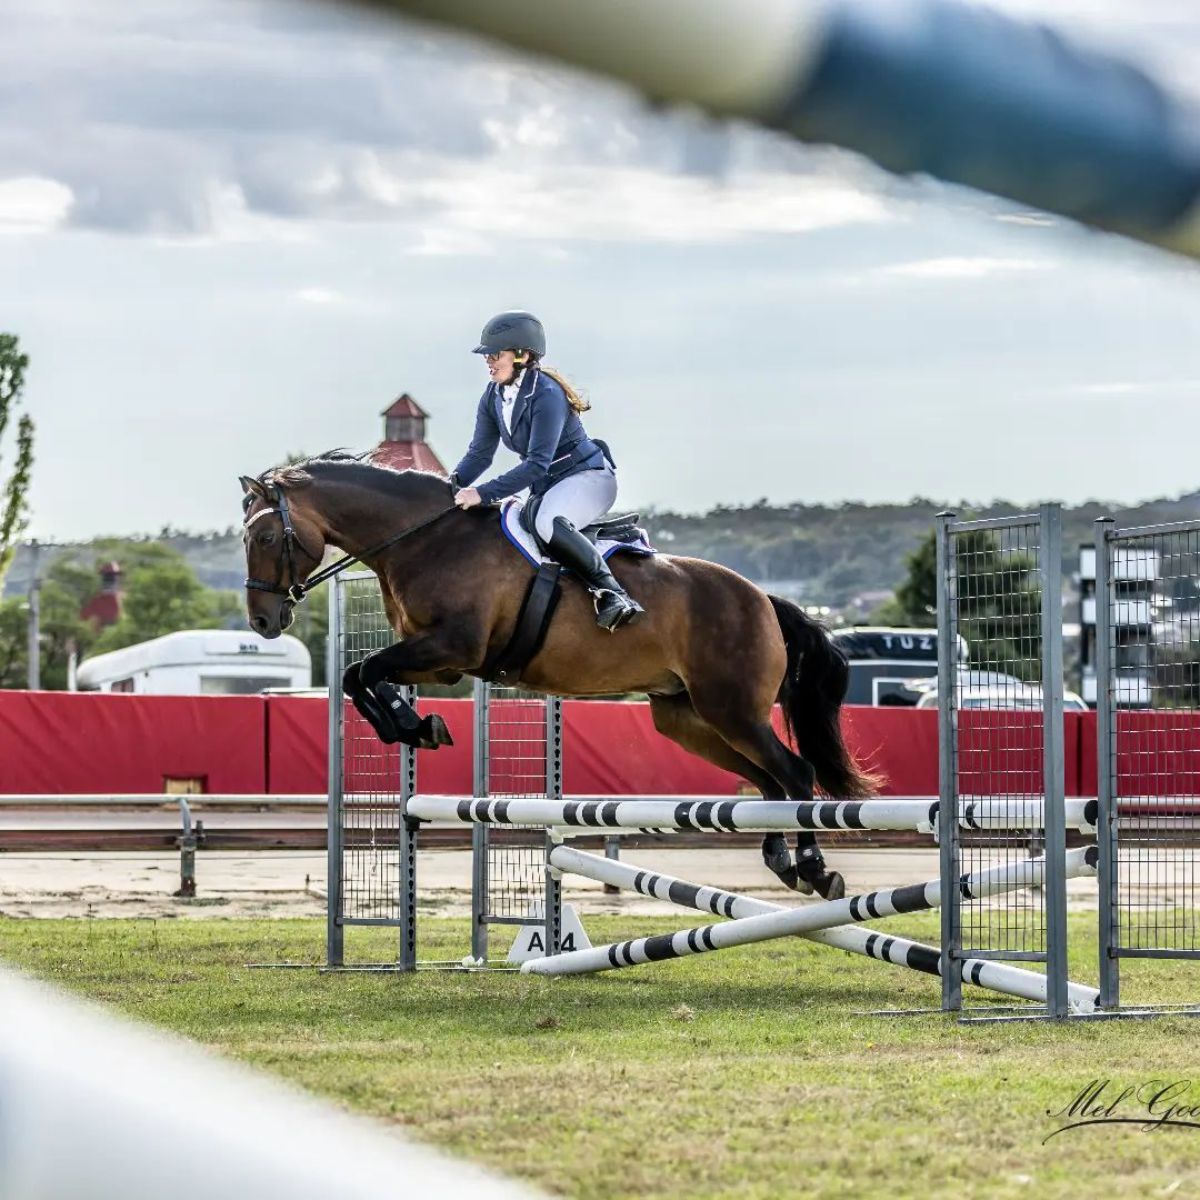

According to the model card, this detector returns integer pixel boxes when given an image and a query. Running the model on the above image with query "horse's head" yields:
[239,473,326,639]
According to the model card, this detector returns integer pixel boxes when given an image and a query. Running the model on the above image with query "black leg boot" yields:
[795,841,846,901]
[761,833,800,890]
[546,516,645,631]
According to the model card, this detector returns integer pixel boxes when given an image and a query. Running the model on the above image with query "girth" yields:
[483,561,563,684]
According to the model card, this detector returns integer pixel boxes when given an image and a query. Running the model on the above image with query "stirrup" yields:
[593,588,643,632]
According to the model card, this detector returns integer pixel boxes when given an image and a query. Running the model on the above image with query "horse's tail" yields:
[769,595,880,800]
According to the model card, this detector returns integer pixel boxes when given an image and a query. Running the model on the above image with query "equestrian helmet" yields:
[472,311,546,357]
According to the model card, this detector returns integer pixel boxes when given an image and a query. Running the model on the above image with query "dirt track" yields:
[0,846,1101,921]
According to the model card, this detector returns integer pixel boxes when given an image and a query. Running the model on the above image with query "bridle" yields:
[242,481,457,605]
[243,486,319,603]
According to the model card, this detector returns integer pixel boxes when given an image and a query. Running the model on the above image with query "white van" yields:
[76,630,311,696]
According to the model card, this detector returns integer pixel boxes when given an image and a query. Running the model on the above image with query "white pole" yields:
[525,845,1101,1013]
[406,794,1096,832]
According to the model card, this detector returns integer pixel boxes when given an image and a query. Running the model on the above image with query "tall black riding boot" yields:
[546,516,645,632]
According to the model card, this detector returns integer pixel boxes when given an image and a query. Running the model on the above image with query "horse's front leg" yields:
[346,631,474,749]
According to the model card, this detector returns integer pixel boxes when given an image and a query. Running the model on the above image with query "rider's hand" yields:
[454,487,483,509]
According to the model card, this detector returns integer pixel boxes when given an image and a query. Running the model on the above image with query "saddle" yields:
[519,494,645,549]
[483,500,654,683]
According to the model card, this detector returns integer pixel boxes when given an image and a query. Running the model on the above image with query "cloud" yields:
[0,176,73,233]
[995,213,1059,228]
[1055,379,1200,397]
[0,0,895,242]
[2,0,1195,250]
[354,155,893,248]
[294,286,344,304]
[878,256,1055,280]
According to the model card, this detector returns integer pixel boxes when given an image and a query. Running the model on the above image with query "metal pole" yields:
[1039,504,1069,1018]
[603,835,621,894]
[470,678,490,964]
[543,696,563,956]
[176,798,197,899]
[325,579,344,968]
[1094,517,1119,1009]
[398,685,418,972]
[936,511,961,1012]
[26,539,39,691]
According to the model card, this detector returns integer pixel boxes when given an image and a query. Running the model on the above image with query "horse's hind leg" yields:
[681,688,846,901]
[648,695,843,899]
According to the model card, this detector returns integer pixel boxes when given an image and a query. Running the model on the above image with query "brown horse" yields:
[240,454,877,899]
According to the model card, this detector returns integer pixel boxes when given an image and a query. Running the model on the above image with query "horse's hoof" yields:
[412,714,454,750]
[786,866,814,895]
[814,870,846,902]
[794,847,834,897]
[764,857,811,894]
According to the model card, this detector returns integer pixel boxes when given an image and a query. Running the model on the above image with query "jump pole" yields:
[522,845,1101,1014]
[406,795,1097,833]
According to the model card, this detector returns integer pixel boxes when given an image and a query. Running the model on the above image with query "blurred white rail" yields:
[0,967,538,1200]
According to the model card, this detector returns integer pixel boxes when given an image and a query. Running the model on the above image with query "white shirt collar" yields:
[501,367,526,402]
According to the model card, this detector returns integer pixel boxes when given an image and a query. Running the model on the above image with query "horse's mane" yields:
[260,450,453,502]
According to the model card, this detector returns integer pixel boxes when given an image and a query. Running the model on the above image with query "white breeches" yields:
[534,467,618,543]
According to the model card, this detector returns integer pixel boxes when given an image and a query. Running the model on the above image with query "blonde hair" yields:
[538,363,590,414]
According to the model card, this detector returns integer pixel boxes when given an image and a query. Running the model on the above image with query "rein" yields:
[244,485,456,604]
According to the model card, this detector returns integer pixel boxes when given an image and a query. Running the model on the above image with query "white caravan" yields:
[76,630,311,696]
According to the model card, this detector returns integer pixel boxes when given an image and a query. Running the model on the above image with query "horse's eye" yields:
[258,530,277,547]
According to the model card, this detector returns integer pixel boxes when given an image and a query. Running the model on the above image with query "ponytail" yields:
[536,362,590,414]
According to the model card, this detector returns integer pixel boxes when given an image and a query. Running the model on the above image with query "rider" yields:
[450,310,644,632]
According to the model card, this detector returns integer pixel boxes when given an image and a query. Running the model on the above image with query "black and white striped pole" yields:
[523,845,1101,1013]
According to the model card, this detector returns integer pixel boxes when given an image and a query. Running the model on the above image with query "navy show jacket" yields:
[451,367,606,505]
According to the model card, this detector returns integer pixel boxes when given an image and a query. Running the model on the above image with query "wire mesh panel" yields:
[329,573,410,958]
[937,508,1068,1015]
[475,684,562,961]
[1097,520,1200,1007]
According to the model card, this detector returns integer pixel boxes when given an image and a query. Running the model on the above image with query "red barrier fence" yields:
[0,692,266,794]
[0,690,1164,799]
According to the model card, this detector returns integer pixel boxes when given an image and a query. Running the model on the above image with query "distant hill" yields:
[2,529,245,598]
[7,491,1200,613]
[645,491,1200,613]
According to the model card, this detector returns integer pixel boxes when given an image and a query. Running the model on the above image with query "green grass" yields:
[3,915,1200,1200]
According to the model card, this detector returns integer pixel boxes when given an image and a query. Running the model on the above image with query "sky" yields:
[3,0,1200,540]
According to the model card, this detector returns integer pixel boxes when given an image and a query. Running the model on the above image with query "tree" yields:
[952,529,1042,681]
[287,580,329,688]
[91,556,238,653]
[0,543,249,689]
[0,597,28,688]
[870,530,937,625]
[0,574,98,690]
[871,527,1041,680]
[0,333,34,590]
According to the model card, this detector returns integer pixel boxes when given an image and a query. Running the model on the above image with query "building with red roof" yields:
[372,394,448,475]
[80,561,123,629]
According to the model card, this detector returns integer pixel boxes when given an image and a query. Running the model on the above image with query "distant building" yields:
[1079,544,1156,707]
[80,561,123,629]
[372,394,447,475]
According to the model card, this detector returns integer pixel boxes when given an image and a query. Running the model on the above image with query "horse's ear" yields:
[239,475,268,499]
